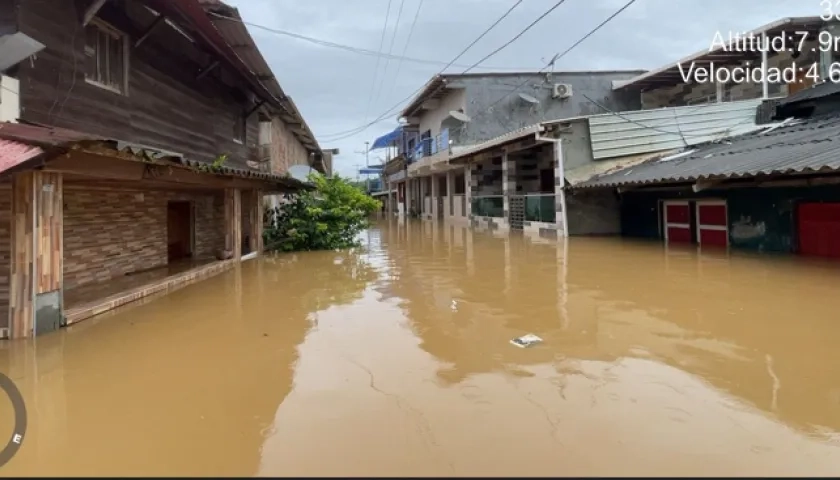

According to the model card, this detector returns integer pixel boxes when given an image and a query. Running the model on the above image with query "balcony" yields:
[406,128,461,176]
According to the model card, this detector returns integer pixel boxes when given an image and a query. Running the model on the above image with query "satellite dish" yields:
[448,110,471,123]
[518,92,539,104]
[287,164,316,182]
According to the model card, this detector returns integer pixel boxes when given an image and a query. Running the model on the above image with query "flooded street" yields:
[4,219,840,476]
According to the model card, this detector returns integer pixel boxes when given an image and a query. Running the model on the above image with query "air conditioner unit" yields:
[552,83,573,99]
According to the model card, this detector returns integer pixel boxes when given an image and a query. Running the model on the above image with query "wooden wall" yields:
[9,171,62,339]
[15,0,260,170]
[224,188,241,260]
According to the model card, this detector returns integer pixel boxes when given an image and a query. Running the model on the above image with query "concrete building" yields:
[378,70,646,222]
[381,16,840,241]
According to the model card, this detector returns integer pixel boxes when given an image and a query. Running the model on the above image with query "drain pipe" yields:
[534,130,569,238]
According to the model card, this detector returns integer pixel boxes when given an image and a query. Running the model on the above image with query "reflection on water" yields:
[3,219,840,476]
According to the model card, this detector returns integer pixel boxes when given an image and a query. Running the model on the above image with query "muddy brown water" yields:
[3,219,840,476]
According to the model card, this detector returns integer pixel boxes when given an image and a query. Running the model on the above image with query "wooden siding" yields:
[249,190,263,254]
[8,171,60,339]
[63,185,224,290]
[36,171,61,294]
[224,188,241,260]
[15,0,260,169]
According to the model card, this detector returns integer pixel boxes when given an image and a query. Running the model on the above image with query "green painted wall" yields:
[619,184,840,253]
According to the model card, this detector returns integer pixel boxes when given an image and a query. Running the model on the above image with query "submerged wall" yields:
[619,184,840,253]
[63,187,225,289]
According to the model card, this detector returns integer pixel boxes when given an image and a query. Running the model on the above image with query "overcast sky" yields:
[225,0,816,177]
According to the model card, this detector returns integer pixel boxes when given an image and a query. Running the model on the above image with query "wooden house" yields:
[0,0,325,338]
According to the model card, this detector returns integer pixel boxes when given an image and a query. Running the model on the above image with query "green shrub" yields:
[263,173,381,252]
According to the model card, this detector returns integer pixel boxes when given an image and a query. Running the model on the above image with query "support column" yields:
[466,164,474,218]
[502,152,516,226]
[430,174,439,221]
[248,189,263,255]
[224,188,242,260]
[9,171,63,339]
[445,171,454,219]
[553,140,569,237]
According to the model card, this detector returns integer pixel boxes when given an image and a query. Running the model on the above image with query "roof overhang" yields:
[400,75,451,120]
[613,17,826,91]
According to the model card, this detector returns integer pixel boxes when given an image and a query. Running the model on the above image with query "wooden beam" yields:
[43,152,281,191]
[244,100,265,119]
[134,15,166,48]
[196,60,220,80]
[82,0,109,27]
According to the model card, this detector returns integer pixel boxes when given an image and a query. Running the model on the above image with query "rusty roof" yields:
[198,1,321,154]
[0,138,46,176]
[0,122,311,189]
[0,122,97,147]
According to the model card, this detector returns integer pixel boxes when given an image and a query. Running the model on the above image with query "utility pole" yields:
[364,141,370,167]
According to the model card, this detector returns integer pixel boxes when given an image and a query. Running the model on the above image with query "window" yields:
[233,115,246,144]
[84,21,127,94]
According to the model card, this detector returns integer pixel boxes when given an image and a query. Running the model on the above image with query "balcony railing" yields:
[407,128,450,162]
[524,194,556,223]
[471,195,504,218]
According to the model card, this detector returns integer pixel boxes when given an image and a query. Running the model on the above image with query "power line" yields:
[207,11,542,71]
[440,0,640,145]
[386,0,425,107]
[362,0,394,125]
[372,0,406,110]
[318,0,526,141]
[460,0,567,75]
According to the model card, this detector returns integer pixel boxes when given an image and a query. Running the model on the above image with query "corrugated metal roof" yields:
[0,122,96,147]
[200,2,321,153]
[449,123,546,163]
[0,123,309,188]
[587,99,766,159]
[0,138,44,175]
[574,113,840,189]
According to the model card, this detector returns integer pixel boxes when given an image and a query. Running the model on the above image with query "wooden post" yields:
[9,171,63,339]
[249,189,263,255]
[224,188,242,261]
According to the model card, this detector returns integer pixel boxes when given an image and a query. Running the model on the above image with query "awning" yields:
[371,126,403,150]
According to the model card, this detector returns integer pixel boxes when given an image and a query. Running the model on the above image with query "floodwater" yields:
[3,219,840,476]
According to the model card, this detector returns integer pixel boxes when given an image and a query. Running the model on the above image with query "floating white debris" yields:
[510,334,543,348]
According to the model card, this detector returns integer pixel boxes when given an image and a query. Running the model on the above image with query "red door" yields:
[798,203,840,258]
[697,200,728,247]
[664,201,692,244]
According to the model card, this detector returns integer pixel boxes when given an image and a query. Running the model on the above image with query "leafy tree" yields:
[263,173,381,252]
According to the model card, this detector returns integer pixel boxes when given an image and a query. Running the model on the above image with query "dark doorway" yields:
[167,201,193,263]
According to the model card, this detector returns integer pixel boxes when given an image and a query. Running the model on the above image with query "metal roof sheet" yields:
[574,114,840,189]
[0,138,44,175]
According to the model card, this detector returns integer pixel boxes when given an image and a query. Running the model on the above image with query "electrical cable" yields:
[207,11,541,71]
[372,0,406,110]
[362,0,394,125]
[385,0,425,107]
[318,0,526,141]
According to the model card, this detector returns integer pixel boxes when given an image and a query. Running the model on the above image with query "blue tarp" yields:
[371,126,403,150]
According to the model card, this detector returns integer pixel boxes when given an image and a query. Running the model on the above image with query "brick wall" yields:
[63,186,224,290]
[269,117,309,175]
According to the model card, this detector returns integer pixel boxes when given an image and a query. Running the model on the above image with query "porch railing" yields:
[524,194,556,223]
[472,195,504,218]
